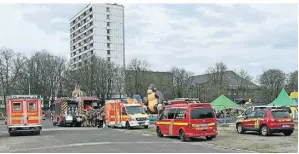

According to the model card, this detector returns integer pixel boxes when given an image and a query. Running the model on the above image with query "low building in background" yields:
[191,70,261,103]
[125,70,173,100]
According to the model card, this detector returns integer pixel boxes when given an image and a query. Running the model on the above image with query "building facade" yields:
[190,71,262,103]
[69,3,125,69]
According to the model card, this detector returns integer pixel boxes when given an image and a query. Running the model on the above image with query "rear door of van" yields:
[9,99,24,126]
[188,107,217,133]
[26,99,41,126]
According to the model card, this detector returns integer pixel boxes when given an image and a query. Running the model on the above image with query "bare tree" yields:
[125,58,149,98]
[113,66,125,98]
[0,47,27,109]
[205,62,228,100]
[235,69,253,98]
[258,69,286,103]
[170,67,194,98]
[286,70,298,93]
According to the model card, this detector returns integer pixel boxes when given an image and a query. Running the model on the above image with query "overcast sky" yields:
[0,3,297,79]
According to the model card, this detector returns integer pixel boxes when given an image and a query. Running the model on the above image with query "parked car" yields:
[236,109,294,136]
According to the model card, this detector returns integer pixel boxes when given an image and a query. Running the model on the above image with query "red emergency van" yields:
[156,100,217,142]
[6,95,43,136]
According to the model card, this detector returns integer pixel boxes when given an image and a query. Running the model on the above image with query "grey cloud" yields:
[195,4,268,27]
[208,29,241,38]
[245,23,298,49]
[21,4,86,33]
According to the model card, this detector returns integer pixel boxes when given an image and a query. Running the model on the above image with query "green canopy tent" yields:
[268,89,297,106]
[211,95,245,112]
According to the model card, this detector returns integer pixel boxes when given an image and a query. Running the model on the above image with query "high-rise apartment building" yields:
[69,3,125,69]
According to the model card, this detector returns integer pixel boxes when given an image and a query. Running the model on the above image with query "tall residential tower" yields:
[69,3,125,69]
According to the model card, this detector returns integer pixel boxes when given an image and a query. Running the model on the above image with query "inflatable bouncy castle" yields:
[143,84,165,121]
[290,91,298,103]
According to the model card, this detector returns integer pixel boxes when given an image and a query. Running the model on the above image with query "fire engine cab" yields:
[105,99,150,129]
[156,100,218,142]
[6,95,43,136]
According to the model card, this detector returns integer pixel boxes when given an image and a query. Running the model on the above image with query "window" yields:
[107,22,110,27]
[107,36,110,41]
[255,110,266,118]
[174,108,186,119]
[13,102,21,111]
[107,50,110,55]
[107,43,110,48]
[126,106,145,114]
[106,15,110,19]
[107,29,110,34]
[90,50,94,55]
[28,102,36,111]
[121,107,127,115]
[244,108,252,115]
[271,111,290,118]
[247,111,256,118]
[159,110,168,120]
[281,107,292,113]
[190,108,214,119]
[167,109,176,119]
[106,7,110,12]
[107,57,111,62]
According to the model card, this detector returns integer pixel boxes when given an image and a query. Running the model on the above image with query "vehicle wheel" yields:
[144,125,149,129]
[260,125,270,136]
[156,127,163,138]
[126,122,131,130]
[236,123,245,134]
[206,136,213,140]
[34,131,41,135]
[52,122,57,126]
[283,131,293,136]
[179,129,187,142]
[9,132,17,136]
[75,122,81,127]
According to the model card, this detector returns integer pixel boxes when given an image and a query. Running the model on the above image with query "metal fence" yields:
[213,105,243,125]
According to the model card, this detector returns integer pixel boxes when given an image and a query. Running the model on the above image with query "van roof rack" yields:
[173,98,199,101]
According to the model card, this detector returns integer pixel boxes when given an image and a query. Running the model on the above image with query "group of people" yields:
[47,105,106,128]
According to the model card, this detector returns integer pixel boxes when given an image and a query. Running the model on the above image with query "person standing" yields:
[98,111,104,128]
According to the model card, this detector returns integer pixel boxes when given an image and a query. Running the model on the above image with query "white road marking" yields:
[0,127,100,134]
[4,141,183,152]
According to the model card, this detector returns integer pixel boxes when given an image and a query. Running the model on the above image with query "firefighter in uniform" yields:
[82,110,88,127]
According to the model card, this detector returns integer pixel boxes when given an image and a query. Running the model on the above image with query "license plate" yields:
[138,122,145,125]
[196,127,208,130]
[23,127,30,130]
[282,125,290,128]
[200,124,208,127]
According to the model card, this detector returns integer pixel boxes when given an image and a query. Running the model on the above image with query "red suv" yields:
[236,109,294,136]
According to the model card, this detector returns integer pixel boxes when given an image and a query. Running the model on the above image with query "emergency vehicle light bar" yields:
[10,95,40,99]
[173,98,200,101]
[170,100,200,105]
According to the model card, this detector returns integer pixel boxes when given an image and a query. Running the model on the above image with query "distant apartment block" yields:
[69,3,125,69]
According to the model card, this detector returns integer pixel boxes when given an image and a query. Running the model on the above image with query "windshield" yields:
[190,108,215,119]
[271,110,290,118]
[67,103,79,114]
[126,106,145,115]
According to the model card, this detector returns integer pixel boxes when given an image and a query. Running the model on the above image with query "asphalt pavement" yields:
[0,120,235,153]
